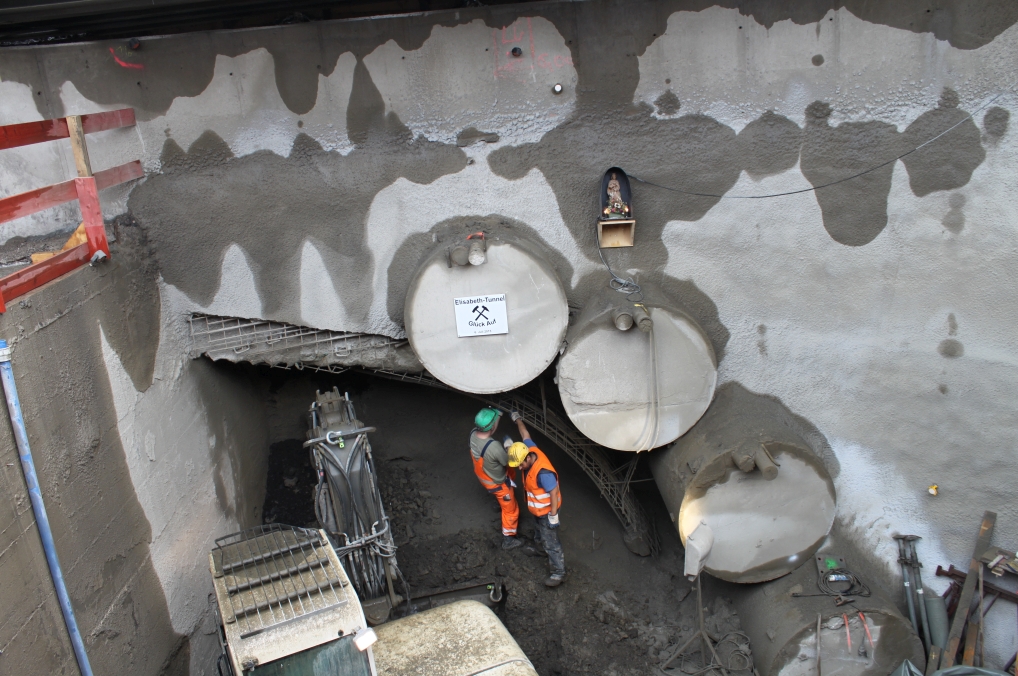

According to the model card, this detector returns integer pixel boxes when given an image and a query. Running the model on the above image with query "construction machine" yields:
[209,390,536,675]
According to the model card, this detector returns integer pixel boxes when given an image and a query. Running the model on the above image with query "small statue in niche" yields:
[603,172,631,219]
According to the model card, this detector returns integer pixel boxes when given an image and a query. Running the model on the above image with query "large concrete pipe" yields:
[404,233,568,394]
[726,531,925,676]
[556,286,717,451]
[649,383,836,583]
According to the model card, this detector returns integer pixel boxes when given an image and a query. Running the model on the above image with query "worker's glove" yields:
[547,513,560,528]
[510,411,522,423]
[502,435,513,449]
[508,478,517,488]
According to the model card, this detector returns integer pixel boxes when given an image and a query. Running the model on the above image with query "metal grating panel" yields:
[189,314,402,355]
[213,525,348,639]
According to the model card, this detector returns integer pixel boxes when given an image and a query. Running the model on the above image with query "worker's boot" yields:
[544,573,565,587]
[501,536,523,551]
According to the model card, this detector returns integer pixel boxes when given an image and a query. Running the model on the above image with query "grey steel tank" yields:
[649,383,837,583]
[403,232,568,394]
[556,285,717,451]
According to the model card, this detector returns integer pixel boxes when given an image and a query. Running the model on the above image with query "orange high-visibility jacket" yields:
[522,447,561,517]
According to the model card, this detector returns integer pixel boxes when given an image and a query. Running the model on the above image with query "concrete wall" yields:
[0,0,1017,671]
[0,228,269,674]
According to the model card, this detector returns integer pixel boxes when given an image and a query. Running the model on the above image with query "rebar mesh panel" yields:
[213,525,347,639]
[187,313,403,357]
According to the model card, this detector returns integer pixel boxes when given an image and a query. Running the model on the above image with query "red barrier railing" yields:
[0,109,142,312]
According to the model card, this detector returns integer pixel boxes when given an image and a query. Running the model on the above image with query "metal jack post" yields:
[894,535,921,639]
[658,574,729,676]
[905,536,933,654]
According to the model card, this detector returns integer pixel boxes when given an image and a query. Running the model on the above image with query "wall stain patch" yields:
[130,62,466,325]
[942,193,966,234]
[938,338,964,358]
[654,90,681,116]
[737,111,803,179]
[490,105,743,268]
[983,106,1010,141]
[900,89,985,198]
[800,101,901,246]
[456,127,500,147]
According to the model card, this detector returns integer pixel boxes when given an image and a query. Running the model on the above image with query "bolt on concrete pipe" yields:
[649,383,837,583]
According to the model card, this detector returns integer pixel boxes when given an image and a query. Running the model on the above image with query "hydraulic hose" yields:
[0,340,94,676]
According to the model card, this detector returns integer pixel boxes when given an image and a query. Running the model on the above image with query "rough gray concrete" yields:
[0,229,183,675]
[0,0,1016,669]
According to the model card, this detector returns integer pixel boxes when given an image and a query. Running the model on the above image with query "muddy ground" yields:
[260,371,754,676]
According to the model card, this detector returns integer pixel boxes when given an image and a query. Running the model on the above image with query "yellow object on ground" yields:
[30,223,87,264]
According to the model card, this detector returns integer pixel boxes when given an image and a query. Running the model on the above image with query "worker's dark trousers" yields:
[534,515,565,577]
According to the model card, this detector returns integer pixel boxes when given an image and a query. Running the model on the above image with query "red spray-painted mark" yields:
[109,47,144,70]
[493,18,573,80]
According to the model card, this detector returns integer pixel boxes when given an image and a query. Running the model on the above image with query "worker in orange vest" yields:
[469,407,522,550]
[506,412,565,587]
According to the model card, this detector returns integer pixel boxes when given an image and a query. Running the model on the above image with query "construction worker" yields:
[469,408,522,550]
[506,412,565,587]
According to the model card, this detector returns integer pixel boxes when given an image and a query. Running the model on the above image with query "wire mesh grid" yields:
[187,313,404,359]
[212,525,347,639]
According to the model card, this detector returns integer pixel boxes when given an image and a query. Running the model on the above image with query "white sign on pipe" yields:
[454,294,508,337]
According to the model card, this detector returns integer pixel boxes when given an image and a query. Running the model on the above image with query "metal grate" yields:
[212,525,347,639]
[366,369,657,554]
[187,313,405,364]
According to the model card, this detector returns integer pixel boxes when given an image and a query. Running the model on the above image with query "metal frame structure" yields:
[187,313,406,373]
[0,108,142,312]
[211,524,348,639]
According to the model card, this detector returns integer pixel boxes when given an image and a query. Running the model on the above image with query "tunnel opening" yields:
[198,356,755,675]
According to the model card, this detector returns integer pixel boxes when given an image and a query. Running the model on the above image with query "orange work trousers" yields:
[490,482,519,536]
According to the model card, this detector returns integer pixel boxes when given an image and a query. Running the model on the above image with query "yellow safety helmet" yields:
[507,442,530,468]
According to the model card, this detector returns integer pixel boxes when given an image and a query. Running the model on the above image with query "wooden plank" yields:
[0,108,135,152]
[94,159,144,190]
[0,160,144,225]
[74,177,108,257]
[0,180,77,224]
[66,116,92,177]
[941,511,996,669]
[80,108,135,135]
[0,118,68,151]
[0,242,90,312]
[962,621,979,666]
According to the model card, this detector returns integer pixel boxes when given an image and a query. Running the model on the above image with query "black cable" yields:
[816,568,871,598]
[628,90,1009,201]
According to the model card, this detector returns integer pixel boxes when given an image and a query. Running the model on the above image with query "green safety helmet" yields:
[474,408,501,431]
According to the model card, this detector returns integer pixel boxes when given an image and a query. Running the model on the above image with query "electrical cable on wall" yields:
[626,89,1011,201]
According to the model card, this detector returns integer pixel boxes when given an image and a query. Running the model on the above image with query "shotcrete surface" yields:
[0,0,1017,669]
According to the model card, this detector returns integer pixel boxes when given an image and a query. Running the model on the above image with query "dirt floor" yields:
[259,369,754,676]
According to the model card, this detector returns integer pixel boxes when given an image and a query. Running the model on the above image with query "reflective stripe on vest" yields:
[522,447,560,517]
